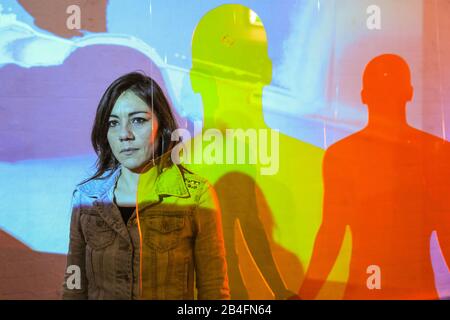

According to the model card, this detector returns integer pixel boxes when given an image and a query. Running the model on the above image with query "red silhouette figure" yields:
[299,54,450,299]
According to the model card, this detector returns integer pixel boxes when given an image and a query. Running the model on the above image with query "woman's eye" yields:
[108,120,119,127]
[132,117,148,125]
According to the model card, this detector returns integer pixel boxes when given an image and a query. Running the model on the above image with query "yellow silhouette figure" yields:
[184,4,344,299]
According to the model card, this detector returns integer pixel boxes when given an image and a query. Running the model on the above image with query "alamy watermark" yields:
[66,5,81,30]
[366,5,381,30]
[366,264,381,290]
[170,121,280,175]
[66,265,81,290]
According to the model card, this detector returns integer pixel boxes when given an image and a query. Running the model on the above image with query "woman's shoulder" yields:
[74,167,120,198]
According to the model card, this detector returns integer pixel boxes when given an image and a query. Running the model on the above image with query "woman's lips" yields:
[120,148,139,155]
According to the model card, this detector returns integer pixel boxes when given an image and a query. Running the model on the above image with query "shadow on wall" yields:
[300,54,450,300]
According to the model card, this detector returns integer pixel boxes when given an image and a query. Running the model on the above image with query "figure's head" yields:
[190,4,272,127]
[361,54,413,109]
[91,72,178,175]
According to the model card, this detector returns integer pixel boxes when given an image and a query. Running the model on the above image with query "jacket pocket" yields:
[82,215,116,250]
[142,215,185,252]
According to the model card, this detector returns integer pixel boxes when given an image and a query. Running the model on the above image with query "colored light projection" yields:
[179,4,323,300]
[299,54,450,300]
[1,0,449,299]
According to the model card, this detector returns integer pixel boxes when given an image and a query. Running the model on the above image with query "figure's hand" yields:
[275,289,301,300]
[286,293,301,300]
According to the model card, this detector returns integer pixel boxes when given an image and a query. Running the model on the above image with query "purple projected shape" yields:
[0,45,174,162]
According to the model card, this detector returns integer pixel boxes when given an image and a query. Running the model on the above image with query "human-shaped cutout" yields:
[299,54,450,299]
[184,4,324,299]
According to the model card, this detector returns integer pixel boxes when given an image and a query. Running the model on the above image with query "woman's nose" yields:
[119,123,134,141]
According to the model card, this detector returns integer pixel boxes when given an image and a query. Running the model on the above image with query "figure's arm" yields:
[239,213,293,299]
[436,212,450,270]
[194,182,230,300]
[299,151,348,300]
[217,171,292,300]
[61,189,88,300]
[434,142,450,269]
[298,215,346,299]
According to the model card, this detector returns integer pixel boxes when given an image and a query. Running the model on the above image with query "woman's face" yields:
[107,90,159,173]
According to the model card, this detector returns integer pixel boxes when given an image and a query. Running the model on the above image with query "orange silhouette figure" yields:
[299,54,450,299]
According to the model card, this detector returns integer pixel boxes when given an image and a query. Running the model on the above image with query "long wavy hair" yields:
[79,72,179,186]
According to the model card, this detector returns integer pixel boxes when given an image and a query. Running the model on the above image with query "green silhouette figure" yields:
[180,4,326,299]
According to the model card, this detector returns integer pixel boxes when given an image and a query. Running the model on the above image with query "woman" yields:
[62,72,229,300]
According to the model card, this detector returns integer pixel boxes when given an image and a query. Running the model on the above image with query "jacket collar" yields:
[78,163,190,200]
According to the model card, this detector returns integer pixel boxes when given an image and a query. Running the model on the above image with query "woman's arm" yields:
[61,189,88,299]
[194,182,230,300]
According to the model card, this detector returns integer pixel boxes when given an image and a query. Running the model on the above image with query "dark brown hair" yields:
[79,71,178,185]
